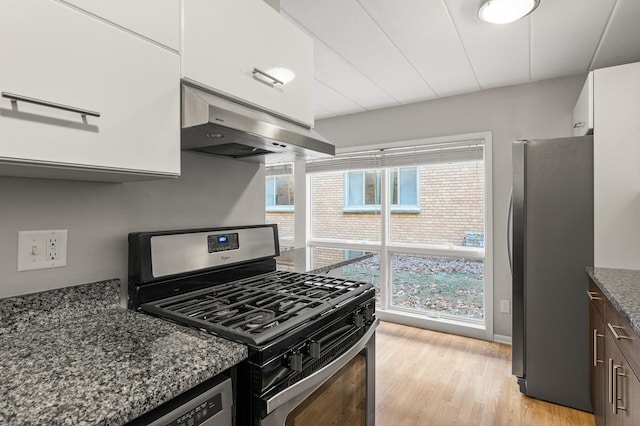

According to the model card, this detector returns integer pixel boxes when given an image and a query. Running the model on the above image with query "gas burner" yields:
[244,311,279,331]
[305,288,330,299]
[204,307,239,321]
[188,301,239,321]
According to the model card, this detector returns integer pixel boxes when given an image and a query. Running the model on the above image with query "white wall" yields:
[315,74,586,338]
[0,152,265,298]
[594,62,640,269]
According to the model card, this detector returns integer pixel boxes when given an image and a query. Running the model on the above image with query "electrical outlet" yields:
[18,230,67,271]
[500,299,510,314]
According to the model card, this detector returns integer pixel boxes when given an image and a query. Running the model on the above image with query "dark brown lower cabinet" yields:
[589,279,640,425]
[590,282,606,426]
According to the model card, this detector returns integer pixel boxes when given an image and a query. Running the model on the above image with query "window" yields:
[265,163,295,250]
[344,167,419,212]
[306,135,493,339]
[266,174,294,211]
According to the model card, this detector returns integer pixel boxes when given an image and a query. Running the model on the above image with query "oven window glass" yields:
[285,354,366,426]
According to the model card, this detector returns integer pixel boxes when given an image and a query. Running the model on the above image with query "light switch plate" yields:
[17,230,68,271]
[500,299,510,314]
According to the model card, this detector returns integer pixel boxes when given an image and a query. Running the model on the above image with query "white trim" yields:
[493,334,512,345]
[377,310,487,340]
[483,132,494,341]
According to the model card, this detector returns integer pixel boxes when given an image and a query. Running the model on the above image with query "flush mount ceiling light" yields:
[478,0,540,24]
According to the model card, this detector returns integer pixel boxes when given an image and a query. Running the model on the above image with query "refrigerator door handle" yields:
[507,189,513,276]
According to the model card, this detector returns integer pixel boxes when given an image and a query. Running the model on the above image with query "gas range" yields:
[128,224,377,425]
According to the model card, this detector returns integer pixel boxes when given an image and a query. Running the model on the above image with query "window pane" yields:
[265,164,295,249]
[311,172,381,242]
[390,160,484,246]
[275,175,294,206]
[399,167,417,206]
[347,171,364,206]
[390,170,398,205]
[364,171,379,205]
[340,253,381,305]
[266,177,275,207]
[390,254,484,320]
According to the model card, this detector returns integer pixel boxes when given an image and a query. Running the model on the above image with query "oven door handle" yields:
[263,318,379,416]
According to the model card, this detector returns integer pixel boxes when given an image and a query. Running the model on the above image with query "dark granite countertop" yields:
[276,247,374,274]
[0,280,247,426]
[587,267,640,336]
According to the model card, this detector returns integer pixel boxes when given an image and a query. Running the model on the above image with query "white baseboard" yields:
[493,334,512,345]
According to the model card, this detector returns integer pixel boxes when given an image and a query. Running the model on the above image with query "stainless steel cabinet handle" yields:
[608,323,632,340]
[2,92,100,118]
[573,122,586,128]
[609,358,614,404]
[593,329,604,366]
[587,291,602,301]
[613,365,627,414]
[252,68,284,86]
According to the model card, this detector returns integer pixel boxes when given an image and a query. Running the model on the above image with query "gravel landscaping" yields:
[341,255,484,320]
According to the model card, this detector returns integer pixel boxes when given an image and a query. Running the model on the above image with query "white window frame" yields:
[302,132,494,341]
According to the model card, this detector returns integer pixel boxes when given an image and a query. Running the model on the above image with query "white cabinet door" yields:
[0,0,180,181]
[59,0,180,51]
[182,0,314,127]
[573,72,594,136]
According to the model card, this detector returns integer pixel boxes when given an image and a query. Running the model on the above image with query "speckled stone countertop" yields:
[587,267,640,336]
[0,280,247,426]
[276,247,374,274]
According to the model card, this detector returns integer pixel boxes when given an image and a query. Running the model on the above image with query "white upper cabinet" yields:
[58,0,180,51]
[572,72,594,136]
[0,0,180,181]
[182,0,315,127]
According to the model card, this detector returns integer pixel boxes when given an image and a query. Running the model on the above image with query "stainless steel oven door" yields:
[260,318,379,426]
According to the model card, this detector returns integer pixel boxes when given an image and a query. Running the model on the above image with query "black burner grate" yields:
[141,271,372,346]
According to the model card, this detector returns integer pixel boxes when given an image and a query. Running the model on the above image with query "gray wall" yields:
[315,74,586,338]
[0,152,265,298]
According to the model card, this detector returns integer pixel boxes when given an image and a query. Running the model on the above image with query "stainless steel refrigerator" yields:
[509,136,593,412]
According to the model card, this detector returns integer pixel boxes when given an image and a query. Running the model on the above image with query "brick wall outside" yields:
[311,161,484,246]
[266,210,294,247]
[266,160,484,250]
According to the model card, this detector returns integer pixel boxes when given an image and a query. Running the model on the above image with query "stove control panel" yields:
[207,233,239,253]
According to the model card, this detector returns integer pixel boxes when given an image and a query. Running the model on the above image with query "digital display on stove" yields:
[207,233,239,253]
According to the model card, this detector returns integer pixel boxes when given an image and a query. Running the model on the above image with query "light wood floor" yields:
[376,321,595,426]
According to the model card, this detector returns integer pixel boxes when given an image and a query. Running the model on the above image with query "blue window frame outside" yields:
[344,167,419,212]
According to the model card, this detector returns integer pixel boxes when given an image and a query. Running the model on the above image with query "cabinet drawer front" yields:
[0,0,180,176]
[605,297,640,379]
[182,0,314,126]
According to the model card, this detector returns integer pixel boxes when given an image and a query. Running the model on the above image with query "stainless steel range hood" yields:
[181,83,335,163]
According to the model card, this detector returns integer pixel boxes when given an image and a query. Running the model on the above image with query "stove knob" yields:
[289,352,303,372]
[354,313,365,327]
[309,341,321,359]
[365,305,374,322]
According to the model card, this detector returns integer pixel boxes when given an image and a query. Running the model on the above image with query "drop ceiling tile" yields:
[281,0,437,103]
[444,0,531,89]
[314,104,336,120]
[591,0,640,69]
[311,35,400,110]
[313,80,367,117]
[357,0,480,97]
[531,0,616,81]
